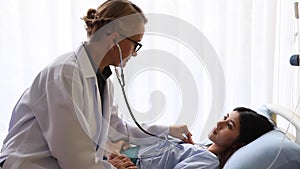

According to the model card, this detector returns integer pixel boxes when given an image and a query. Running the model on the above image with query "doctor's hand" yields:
[169,125,194,144]
[108,154,137,169]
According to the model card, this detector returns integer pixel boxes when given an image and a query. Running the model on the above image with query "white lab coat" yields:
[0,45,169,169]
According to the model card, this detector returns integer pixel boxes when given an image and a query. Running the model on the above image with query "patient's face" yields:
[208,111,240,149]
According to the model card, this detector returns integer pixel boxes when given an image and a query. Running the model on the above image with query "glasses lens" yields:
[124,36,142,52]
[135,43,142,52]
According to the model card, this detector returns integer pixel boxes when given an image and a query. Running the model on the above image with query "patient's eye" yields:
[227,123,232,129]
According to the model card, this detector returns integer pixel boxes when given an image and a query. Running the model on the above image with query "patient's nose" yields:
[217,120,226,129]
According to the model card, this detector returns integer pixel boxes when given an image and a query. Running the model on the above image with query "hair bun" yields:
[86,8,97,20]
[83,8,97,27]
[82,8,98,36]
[82,0,146,37]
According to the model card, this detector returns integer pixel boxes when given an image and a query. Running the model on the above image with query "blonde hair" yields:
[82,0,147,38]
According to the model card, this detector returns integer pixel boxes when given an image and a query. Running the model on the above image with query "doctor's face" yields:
[208,111,240,149]
[118,33,144,67]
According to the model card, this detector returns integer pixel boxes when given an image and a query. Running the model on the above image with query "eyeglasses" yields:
[120,34,142,52]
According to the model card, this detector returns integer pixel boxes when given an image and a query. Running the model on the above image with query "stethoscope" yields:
[113,40,184,149]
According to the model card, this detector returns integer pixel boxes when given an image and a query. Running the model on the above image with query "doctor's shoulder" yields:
[28,51,82,97]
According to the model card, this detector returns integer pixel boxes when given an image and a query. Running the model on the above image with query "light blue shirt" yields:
[137,139,219,169]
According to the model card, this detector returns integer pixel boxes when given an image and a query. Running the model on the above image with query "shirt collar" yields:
[97,66,112,80]
[82,41,112,79]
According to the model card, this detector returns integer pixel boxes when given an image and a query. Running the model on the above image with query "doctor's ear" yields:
[109,32,120,46]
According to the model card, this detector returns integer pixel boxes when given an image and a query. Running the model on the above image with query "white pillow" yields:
[224,105,300,169]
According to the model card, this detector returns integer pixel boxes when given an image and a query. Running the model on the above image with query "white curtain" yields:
[0,0,297,145]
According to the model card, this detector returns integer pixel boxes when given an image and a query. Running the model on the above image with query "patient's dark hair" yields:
[218,107,274,168]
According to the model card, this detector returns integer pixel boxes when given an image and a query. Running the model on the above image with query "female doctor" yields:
[0,0,193,169]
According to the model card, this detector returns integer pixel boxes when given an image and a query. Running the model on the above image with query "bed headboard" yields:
[266,104,300,145]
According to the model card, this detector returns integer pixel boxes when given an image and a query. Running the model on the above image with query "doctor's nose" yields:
[132,51,137,57]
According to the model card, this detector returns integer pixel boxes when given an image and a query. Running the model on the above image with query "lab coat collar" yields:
[74,44,98,78]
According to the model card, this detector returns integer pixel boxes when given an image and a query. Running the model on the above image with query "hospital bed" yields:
[119,104,300,169]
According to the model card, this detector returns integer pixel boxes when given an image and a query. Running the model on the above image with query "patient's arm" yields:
[108,103,169,145]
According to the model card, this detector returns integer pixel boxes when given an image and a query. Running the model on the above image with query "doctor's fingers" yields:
[112,161,136,169]
[125,166,138,169]
[118,161,136,169]
[112,154,132,161]
[182,132,194,144]
[109,154,127,160]
[108,155,135,168]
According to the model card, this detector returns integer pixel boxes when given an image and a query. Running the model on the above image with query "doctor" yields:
[0,0,193,169]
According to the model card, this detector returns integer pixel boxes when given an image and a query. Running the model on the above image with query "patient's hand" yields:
[108,154,137,169]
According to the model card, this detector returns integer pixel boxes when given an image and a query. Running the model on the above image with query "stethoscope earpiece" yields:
[113,38,117,44]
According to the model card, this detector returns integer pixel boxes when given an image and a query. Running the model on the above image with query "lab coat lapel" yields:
[75,45,105,146]
[75,45,96,78]
[75,45,114,149]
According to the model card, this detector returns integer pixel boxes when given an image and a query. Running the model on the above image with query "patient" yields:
[136,107,274,169]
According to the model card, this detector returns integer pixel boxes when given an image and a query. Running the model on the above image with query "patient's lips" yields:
[208,127,218,137]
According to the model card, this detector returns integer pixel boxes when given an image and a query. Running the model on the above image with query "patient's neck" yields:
[207,143,225,155]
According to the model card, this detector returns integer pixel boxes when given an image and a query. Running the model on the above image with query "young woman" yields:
[0,1,193,169]
[137,107,274,169]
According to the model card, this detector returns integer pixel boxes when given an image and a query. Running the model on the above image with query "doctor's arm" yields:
[109,103,194,145]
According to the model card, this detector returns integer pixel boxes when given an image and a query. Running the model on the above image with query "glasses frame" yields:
[120,34,142,52]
